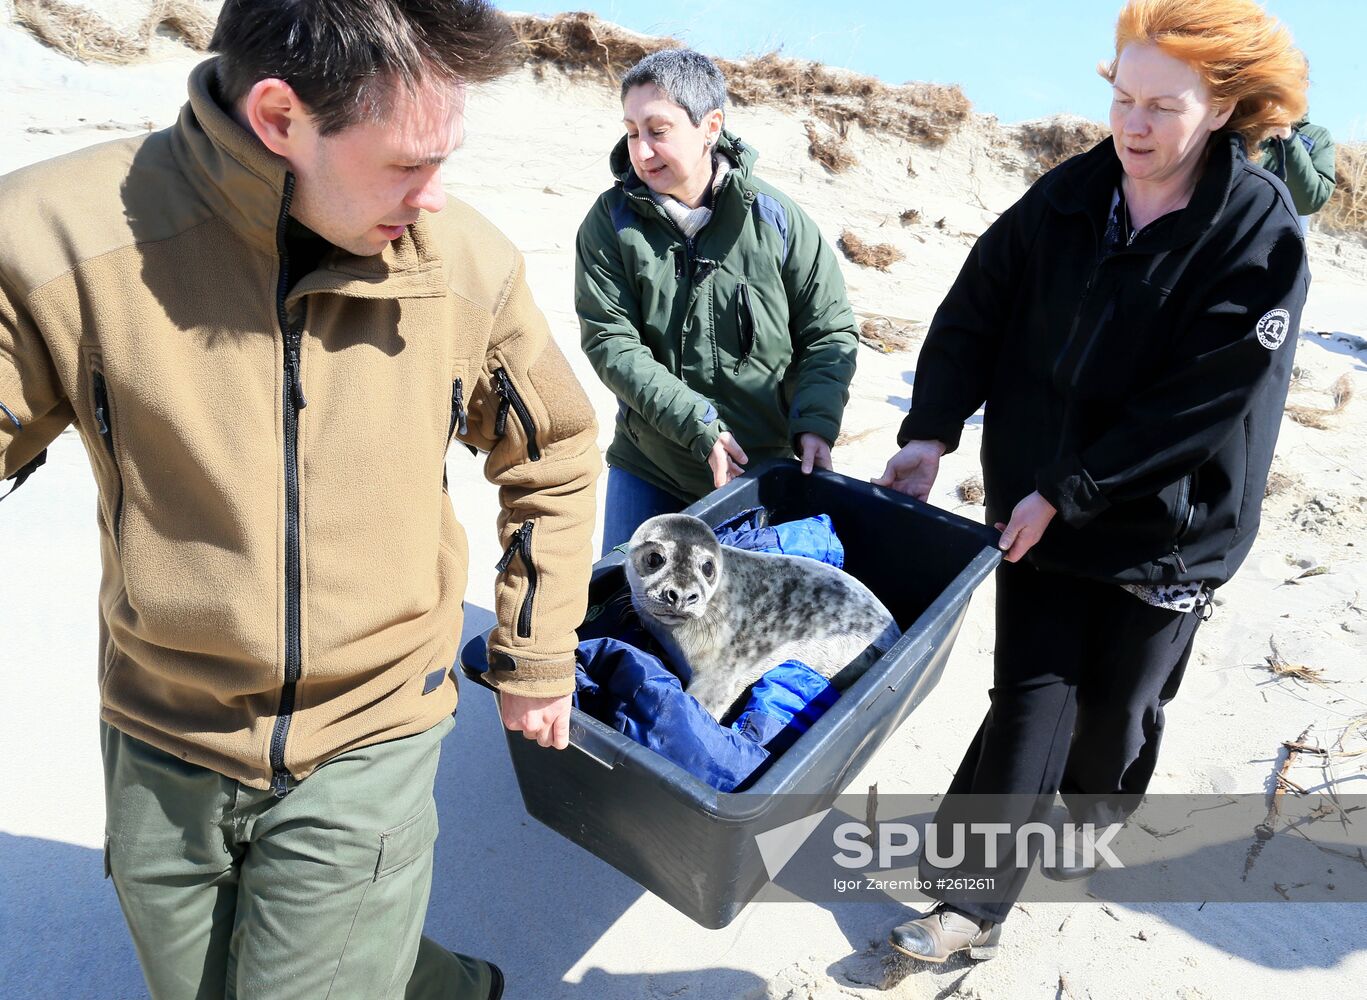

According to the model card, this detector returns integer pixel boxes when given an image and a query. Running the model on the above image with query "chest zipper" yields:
[270,173,306,799]
[492,368,541,461]
[495,520,538,639]
[91,369,124,546]
[734,282,756,375]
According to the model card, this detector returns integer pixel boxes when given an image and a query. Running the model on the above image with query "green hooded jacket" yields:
[1260,119,1336,216]
[575,131,858,501]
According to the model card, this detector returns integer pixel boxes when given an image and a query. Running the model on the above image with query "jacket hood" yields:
[608,128,759,193]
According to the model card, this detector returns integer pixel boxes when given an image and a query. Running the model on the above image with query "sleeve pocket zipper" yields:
[91,369,125,545]
[491,368,541,461]
[734,282,756,375]
[495,520,537,639]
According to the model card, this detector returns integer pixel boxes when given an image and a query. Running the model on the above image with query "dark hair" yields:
[620,48,726,126]
[210,0,518,135]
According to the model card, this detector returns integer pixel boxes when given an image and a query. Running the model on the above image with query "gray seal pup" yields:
[625,513,901,720]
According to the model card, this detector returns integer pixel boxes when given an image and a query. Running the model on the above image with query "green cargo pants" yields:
[101,716,499,1000]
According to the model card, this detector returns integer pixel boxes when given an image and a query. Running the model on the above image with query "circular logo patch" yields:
[1256,308,1291,350]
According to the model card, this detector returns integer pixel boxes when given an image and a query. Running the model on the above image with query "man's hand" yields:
[994,491,1057,563]
[872,439,946,502]
[498,692,573,750]
[797,433,833,474]
[707,431,749,489]
[1271,124,1295,140]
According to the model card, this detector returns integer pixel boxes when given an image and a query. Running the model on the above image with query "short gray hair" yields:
[620,49,727,126]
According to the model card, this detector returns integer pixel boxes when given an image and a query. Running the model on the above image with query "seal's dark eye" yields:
[645,551,665,570]
[701,559,715,579]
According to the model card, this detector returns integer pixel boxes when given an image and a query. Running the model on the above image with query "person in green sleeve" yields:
[575,48,860,552]
[1260,113,1336,230]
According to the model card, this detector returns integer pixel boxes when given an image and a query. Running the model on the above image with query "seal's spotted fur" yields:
[625,513,901,719]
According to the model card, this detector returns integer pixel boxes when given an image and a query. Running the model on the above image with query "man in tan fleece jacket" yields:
[0,2,599,997]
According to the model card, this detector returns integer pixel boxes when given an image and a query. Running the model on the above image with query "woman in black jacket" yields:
[875,0,1310,962]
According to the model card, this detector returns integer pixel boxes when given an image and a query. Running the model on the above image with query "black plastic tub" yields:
[459,462,1000,928]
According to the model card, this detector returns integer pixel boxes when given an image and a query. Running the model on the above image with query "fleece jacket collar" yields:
[172,58,447,302]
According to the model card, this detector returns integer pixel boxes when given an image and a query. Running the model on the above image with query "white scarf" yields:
[649,155,731,239]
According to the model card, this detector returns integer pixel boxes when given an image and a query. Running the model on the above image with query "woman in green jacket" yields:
[1260,114,1336,231]
[575,49,859,552]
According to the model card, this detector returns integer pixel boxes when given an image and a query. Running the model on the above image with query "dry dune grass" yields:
[14,0,215,63]
[840,231,904,272]
[508,11,674,79]
[1319,142,1367,237]
[957,474,985,506]
[804,120,856,173]
[856,314,918,352]
[714,50,972,146]
[1285,373,1354,429]
[1018,115,1111,178]
[508,13,971,147]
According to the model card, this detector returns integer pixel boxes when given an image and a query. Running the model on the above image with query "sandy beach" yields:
[2,4,1365,997]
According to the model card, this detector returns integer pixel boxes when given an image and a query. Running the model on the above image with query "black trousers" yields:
[920,560,1202,924]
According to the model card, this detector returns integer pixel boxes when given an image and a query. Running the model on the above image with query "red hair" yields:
[1101,0,1308,147]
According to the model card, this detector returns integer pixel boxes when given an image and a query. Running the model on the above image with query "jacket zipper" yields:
[269,173,305,798]
[495,520,537,639]
[734,282,756,375]
[91,369,124,546]
[492,368,541,461]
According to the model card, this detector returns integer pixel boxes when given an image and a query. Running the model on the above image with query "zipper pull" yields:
[95,405,111,436]
[495,522,530,572]
[1172,544,1188,575]
[453,379,468,436]
[286,336,308,410]
[270,770,291,798]
[492,370,512,436]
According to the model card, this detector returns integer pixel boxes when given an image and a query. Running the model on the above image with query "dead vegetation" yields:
[1017,115,1111,179]
[1285,373,1353,429]
[957,474,985,505]
[834,426,881,448]
[839,231,904,271]
[1264,636,1327,685]
[716,50,972,146]
[508,11,674,79]
[508,14,972,147]
[899,208,921,226]
[1318,142,1367,238]
[1265,467,1300,498]
[14,0,215,63]
[856,315,919,353]
[803,121,857,173]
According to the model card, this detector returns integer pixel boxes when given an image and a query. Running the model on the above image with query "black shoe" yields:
[888,904,1001,963]
[487,961,504,1000]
